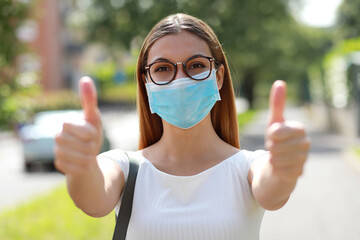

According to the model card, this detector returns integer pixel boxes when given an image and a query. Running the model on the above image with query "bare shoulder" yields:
[97,150,126,187]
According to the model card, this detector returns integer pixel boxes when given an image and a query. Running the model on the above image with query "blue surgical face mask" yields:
[145,70,221,129]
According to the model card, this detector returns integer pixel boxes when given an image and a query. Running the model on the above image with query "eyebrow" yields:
[151,57,170,63]
[149,54,208,64]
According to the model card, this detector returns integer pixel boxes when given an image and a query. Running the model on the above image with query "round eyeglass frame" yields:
[145,55,217,85]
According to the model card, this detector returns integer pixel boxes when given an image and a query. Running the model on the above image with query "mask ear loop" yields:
[212,68,221,91]
[212,68,218,80]
[212,60,219,78]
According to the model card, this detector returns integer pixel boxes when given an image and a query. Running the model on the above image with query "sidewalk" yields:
[241,107,360,240]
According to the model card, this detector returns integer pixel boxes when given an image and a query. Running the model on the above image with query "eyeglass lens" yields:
[149,56,212,84]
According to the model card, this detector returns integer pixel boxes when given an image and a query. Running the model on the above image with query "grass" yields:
[351,146,360,162]
[238,110,257,132]
[0,185,115,240]
[353,147,360,155]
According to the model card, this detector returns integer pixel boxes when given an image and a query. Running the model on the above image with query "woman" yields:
[55,13,310,239]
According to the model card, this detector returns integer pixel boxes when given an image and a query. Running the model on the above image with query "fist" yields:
[54,77,103,176]
[265,81,311,181]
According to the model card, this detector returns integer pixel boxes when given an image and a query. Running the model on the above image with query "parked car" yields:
[18,110,111,172]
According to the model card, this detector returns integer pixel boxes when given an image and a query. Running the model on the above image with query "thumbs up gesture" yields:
[54,77,103,176]
[265,80,310,181]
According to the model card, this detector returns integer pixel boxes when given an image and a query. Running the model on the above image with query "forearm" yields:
[54,78,124,217]
[66,159,106,216]
[66,158,120,217]
[251,159,298,210]
[251,80,309,210]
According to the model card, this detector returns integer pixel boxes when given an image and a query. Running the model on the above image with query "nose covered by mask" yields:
[145,70,221,129]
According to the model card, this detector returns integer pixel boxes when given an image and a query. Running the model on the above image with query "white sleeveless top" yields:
[99,150,266,240]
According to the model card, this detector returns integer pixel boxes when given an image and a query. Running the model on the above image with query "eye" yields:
[189,62,206,69]
[151,62,174,73]
[154,66,171,72]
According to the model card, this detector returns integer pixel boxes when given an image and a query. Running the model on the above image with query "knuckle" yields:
[292,154,307,169]
[301,142,310,151]
[89,141,98,151]
[269,148,281,158]
[294,153,306,162]
[56,150,66,161]
[87,123,98,135]
[269,156,280,168]
[55,134,64,144]
[83,122,96,133]
[82,128,94,140]
[301,152,309,163]
[62,122,71,131]
[265,140,274,151]
[297,127,306,137]
[267,122,282,135]
[304,138,311,149]
[286,121,306,135]
[272,125,284,136]
[295,166,304,176]
[54,158,64,173]
[54,145,61,157]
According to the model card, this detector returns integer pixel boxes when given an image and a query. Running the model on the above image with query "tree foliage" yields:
[337,0,360,39]
[74,0,330,107]
[0,0,29,128]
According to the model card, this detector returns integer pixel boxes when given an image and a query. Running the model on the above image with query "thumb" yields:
[79,76,101,128]
[268,80,286,126]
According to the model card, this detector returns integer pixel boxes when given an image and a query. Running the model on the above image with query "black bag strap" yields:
[112,151,139,240]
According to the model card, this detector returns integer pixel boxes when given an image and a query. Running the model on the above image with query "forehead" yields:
[147,31,212,63]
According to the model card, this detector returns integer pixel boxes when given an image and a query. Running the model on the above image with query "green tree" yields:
[0,1,29,128]
[337,0,360,39]
[77,0,330,107]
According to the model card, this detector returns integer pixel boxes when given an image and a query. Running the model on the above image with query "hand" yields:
[265,80,310,182]
[54,77,103,176]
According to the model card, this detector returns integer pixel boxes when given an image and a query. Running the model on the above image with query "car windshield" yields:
[34,111,84,135]
[35,111,83,125]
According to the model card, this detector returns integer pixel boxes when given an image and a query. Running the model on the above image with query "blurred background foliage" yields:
[337,0,360,40]
[74,0,333,108]
[0,1,30,128]
[1,0,360,128]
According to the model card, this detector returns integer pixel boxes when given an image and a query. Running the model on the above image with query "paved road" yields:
[0,108,139,212]
[0,132,64,211]
[241,107,360,240]
[1,106,360,239]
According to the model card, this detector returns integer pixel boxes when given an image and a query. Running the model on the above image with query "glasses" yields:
[145,55,216,85]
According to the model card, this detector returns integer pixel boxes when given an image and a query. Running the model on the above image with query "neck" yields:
[158,114,222,161]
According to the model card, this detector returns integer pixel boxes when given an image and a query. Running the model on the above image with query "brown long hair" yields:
[136,13,240,150]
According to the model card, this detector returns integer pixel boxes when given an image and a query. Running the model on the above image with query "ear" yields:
[216,64,225,90]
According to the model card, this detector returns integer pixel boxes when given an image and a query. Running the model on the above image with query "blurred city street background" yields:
[1,105,360,239]
[1,0,360,239]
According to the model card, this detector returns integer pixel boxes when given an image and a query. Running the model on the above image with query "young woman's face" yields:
[146,31,214,82]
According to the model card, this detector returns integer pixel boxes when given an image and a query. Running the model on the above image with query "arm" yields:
[54,77,125,217]
[65,155,124,217]
[248,121,310,210]
[248,80,310,210]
